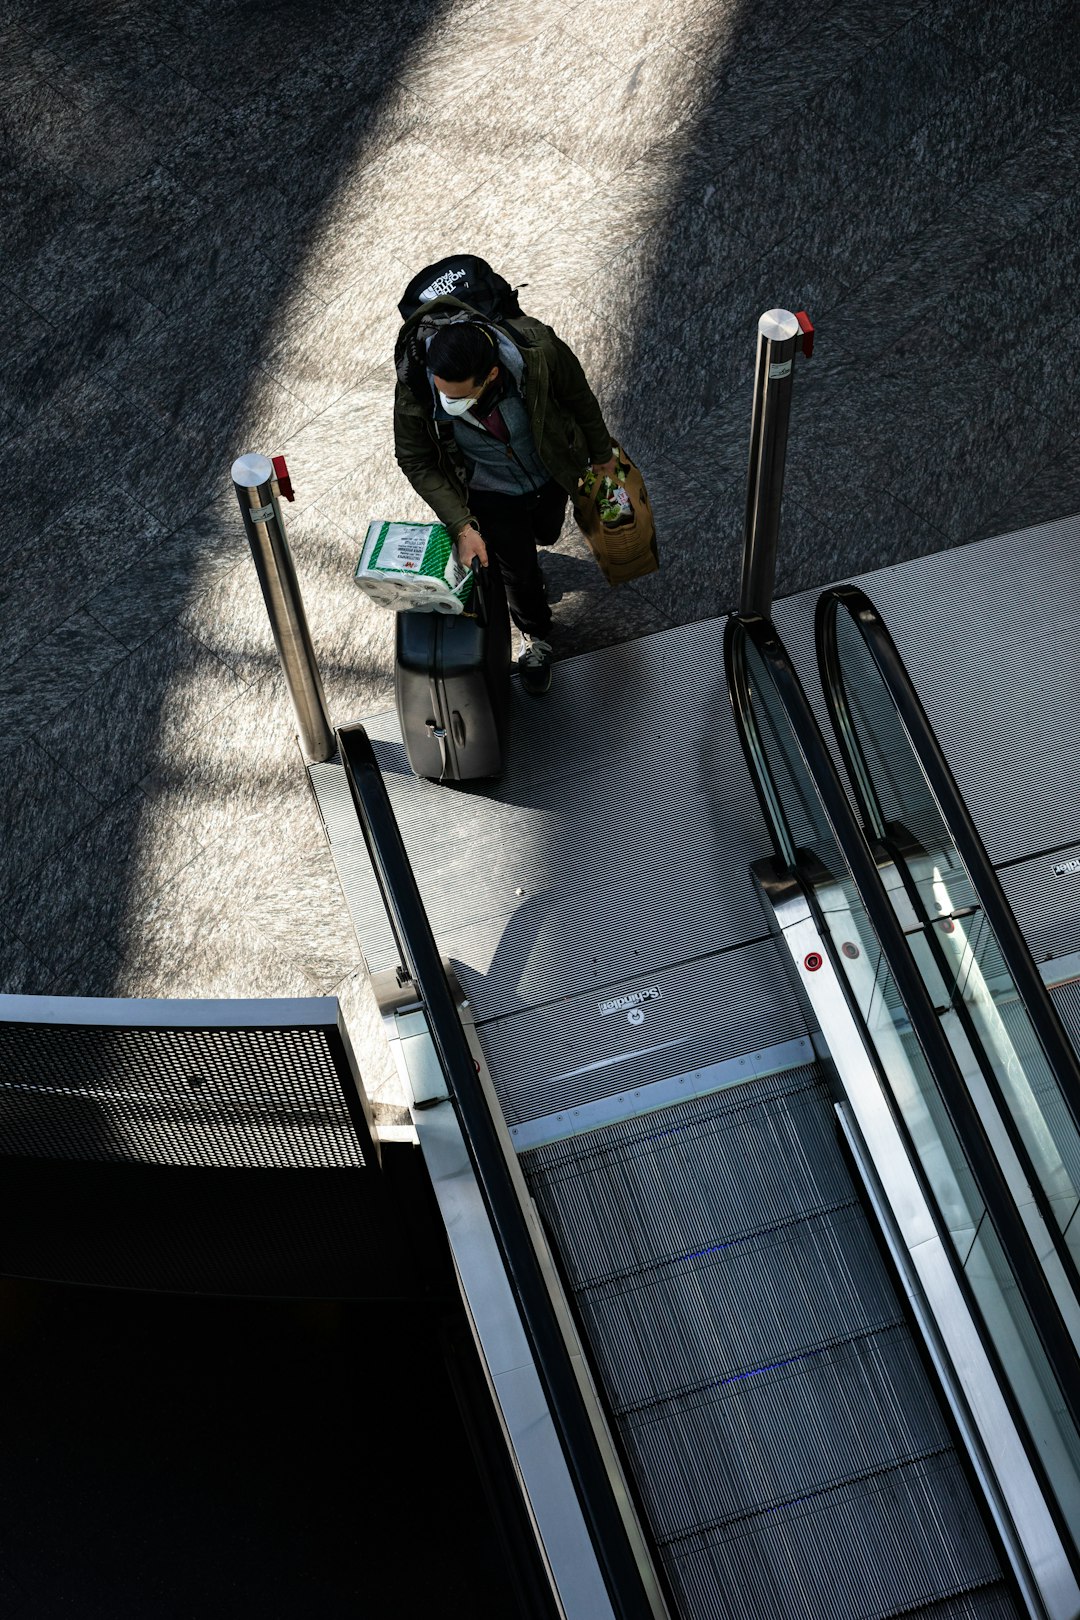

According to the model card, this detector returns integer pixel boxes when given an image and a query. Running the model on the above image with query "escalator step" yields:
[573,1204,902,1414]
[523,1063,1020,1620]
[663,1453,1006,1620]
[620,1326,952,1538]
[528,1065,852,1290]
[888,1585,1019,1618]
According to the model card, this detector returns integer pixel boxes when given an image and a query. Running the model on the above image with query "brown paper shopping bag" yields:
[572,447,659,586]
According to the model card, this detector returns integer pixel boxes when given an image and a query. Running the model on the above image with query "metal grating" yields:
[523,1065,1017,1620]
[0,1010,371,1170]
[998,841,1080,967]
[894,1593,1024,1620]
[1052,979,1080,1085]
[621,1328,952,1541]
[573,1205,901,1415]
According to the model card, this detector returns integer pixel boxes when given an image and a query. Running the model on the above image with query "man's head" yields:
[428,323,501,415]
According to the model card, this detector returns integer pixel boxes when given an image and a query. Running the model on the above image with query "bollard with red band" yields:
[740,307,814,618]
[232,452,333,763]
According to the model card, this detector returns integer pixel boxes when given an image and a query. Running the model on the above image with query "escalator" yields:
[721,606,1080,1615]
[518,600,1080,1619]
[335,595,1080,1619]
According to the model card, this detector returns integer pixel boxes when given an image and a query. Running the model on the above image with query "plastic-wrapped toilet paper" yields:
[354,520,473,614]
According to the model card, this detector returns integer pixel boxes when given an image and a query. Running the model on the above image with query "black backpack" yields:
[398,255,524,323]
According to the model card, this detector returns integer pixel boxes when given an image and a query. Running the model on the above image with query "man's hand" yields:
[591,455,618,480]
[457,522,488,568]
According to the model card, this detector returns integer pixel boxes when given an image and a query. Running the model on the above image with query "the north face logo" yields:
[419,267,469,302]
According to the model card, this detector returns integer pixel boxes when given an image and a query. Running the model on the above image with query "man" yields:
[393,297,616,694]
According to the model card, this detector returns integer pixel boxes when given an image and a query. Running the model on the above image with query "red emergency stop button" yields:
[804,952,823,972]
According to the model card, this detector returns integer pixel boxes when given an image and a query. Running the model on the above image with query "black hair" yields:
[427,322,498,384]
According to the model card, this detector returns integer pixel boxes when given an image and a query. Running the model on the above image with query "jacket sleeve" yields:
[545,328,614,464]
[393,385,475,535]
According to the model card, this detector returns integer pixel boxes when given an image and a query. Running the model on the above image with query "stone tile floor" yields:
[3,0,1080,1116]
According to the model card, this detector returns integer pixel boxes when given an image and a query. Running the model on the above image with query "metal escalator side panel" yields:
[375,963,673,1620]
[404,1092,597,1620]
[449,973,675,1620]
[336,725,668,1620]
[757,867,1079,1620]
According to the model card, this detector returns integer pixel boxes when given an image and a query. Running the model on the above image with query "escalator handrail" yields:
[817,586,1080,1331]
[816,585,1080,1141]
[723,614,1080,1464]
[336,723,661,1620]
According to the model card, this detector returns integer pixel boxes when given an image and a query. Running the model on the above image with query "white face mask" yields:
[439,391,478,417]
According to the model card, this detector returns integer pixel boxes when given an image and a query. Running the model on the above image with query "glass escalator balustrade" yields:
[732,621,1080,1555]
[826,598,1080,1296]
[908,870,1080,1251]
[815,871,985,1262]
[816,867,1080,1537]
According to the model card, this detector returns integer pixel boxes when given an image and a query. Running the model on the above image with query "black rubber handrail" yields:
[336,724,662,1620]
[723,615,1080,1498]
[817,584,1080,1140]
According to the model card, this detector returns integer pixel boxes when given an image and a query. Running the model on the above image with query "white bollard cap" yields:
[758,308,801,342]
[231,452,274,488]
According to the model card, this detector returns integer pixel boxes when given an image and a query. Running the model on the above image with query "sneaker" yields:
[517,635,553,695]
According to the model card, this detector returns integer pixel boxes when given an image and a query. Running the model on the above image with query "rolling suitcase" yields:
[394,560,511,781]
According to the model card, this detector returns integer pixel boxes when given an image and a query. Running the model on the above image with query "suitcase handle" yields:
[468,556,491,629]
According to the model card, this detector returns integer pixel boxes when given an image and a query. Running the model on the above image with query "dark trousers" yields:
[468,480,567,638]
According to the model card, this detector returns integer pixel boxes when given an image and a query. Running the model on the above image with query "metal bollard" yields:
[739,307,813,619]
[232,453,335,764]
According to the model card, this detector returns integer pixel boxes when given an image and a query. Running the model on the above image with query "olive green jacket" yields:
[393,297,613,536]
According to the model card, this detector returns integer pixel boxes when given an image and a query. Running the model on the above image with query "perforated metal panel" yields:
[0,997,402,1295]
[997,842,1080,967]
[0,999,373,1170]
